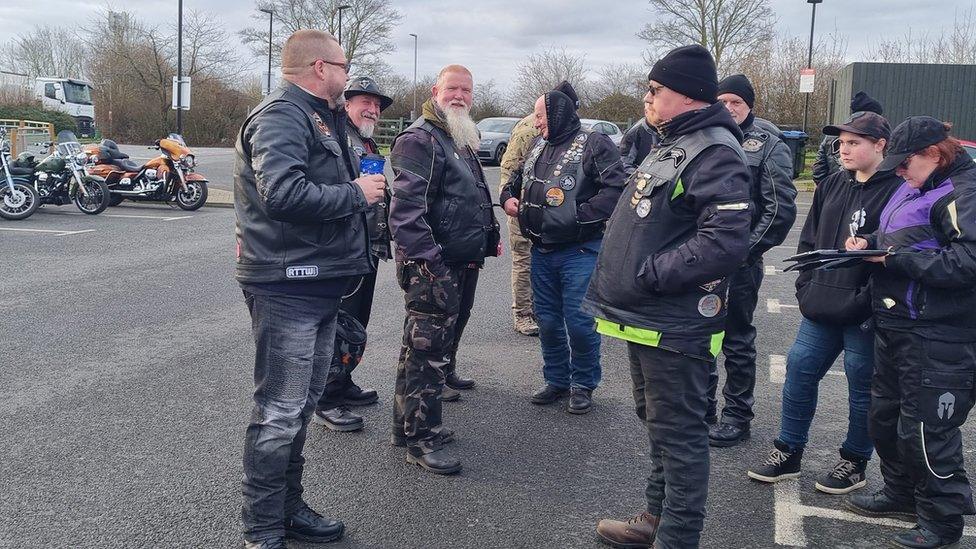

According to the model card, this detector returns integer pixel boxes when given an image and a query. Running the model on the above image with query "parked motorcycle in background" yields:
[13,130,110,215]
[85,134,208,210]
[0,128,40,221]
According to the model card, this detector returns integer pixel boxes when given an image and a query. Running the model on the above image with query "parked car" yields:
[477,117,521,165]
[960,139,976,161]
[580,119,624,146]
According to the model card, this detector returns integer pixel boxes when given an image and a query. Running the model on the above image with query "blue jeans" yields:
[241,291,341,542]
[530,239,601,390]
[778,317,875,459]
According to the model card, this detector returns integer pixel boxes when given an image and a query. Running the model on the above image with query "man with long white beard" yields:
[388,64,500,474]
[312,76,394,432]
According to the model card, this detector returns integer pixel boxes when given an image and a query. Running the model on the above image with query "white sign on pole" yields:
[799,68,815,94]
[261,71,280,96]
[171,76,191,110]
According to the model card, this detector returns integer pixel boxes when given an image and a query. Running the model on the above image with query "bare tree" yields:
[471,79,511,120]
[509,47,589,114]
[867,7,976,64]
[238,0,401,73]
[591,62,649,101]
[638,0,776,71]
[3,25,88,79]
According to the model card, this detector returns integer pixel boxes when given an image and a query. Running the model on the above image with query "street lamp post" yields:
[176,0,183,135]
[337,5,351,46]
[259,8,274,95]
[802,0,823,134]
[409,33,418,120]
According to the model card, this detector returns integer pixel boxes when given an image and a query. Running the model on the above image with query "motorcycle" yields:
[0,128,41,220]
[85,134,208,210]
[13,130,110,215]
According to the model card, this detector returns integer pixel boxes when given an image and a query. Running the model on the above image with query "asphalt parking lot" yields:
[2,166,975,548]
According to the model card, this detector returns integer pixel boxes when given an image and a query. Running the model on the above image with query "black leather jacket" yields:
[741,115,797,264]
[234,83,372,283]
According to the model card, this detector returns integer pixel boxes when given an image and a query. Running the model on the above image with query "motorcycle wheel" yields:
[73,178,111,215]
[175,180,208,211]
[0,181,41,220]
[109,194,125,207]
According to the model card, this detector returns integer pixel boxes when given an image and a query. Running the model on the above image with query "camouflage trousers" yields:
[508,216,533,319]
[392,261,479,454]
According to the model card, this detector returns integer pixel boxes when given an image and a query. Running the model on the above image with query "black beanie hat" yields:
[717,74,755,109]
[648,45,718,103]
[850,91,883,115]
[554,80,580,110]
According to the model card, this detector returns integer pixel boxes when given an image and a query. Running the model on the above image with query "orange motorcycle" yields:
[85,134,208,210]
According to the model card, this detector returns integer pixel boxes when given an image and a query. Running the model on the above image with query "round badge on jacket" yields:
[698,294,722,317]
[545,188,565,207]
[559,175,576,190]
[636,198,652,218]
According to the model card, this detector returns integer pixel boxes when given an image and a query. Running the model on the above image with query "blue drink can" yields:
[360,154,385,175]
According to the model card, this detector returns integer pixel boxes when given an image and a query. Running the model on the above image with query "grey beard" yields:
[443,106,480,150]
[358,120,375,139]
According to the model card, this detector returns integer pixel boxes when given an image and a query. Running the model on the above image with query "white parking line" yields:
[767,299,800,313]
[773,480,976,546]
[0,227,94,237]
[100,214,193,221]
[765,265,781,276]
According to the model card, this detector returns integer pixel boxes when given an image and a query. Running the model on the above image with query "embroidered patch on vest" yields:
[658,147,686,168]
[312,113,332,137]
[742,138,763,152]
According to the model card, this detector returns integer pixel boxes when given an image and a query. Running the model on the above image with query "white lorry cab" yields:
[34,77,96,137]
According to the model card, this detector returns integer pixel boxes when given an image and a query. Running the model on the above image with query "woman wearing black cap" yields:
[846,116,976,549]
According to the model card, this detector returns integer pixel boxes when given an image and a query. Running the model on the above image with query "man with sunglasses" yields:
[586,45,752,548]
[234,29,386,549]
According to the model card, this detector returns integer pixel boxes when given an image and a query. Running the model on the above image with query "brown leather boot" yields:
[595,512,659,548]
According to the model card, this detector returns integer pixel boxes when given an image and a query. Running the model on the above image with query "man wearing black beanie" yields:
[707,74,798,448]
[587,44,752,549]
[813,91,884,185]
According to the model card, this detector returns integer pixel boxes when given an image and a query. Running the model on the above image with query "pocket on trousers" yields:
[919,368,976,428]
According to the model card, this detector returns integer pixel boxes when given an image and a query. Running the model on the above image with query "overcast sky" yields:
[2,0,974,90]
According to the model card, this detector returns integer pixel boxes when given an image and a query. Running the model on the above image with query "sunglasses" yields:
[310,58,349,74]
[647,84,666,97]
[898,153,916,170]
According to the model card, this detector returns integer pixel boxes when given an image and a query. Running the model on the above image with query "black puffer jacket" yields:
[234,82,371,283]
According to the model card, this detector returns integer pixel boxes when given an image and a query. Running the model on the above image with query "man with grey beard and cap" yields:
[388,64,500,475]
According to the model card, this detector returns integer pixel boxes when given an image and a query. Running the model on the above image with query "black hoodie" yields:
[794,166,902,325]
[583,102,752,358]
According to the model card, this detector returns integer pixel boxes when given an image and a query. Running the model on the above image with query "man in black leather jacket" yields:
[234,30,386,549]
[388,64,500,475]
[708,74,797,447]
[312,76,394,433]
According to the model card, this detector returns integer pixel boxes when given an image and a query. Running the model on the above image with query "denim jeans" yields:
[241,291,341,542]
[530,239,602,391]
[778,317,875,459]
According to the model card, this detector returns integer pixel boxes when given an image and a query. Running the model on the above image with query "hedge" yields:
[0,105,78,134]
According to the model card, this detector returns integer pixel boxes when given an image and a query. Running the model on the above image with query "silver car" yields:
[580,119,624,146]
[477,117,521,165]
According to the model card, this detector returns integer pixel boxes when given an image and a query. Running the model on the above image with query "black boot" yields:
[890,526,961,548]
[312,407,364,432]
[845,489,917,522]
[709,422,750,447]
[342,381,378,406]
[446,372,475,390]
[530,384,568,405]
[391,428,456,448]
[283,502,344,543]
[406,447,462,475]
[567,387,593,414]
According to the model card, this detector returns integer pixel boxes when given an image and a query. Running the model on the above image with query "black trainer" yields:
[708,422,750,448]
[891,526,961,548]
[815,449,868,495]
[845,489,917,522]
[284,502,344,543]
[530,384,568,405]
[747,440,803,483]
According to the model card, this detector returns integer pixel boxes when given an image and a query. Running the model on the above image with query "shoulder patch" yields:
[658,147,686,168]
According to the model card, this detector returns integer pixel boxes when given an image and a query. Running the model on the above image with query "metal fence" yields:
[0,119,54,156]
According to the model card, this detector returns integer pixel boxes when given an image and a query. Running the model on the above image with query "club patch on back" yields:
[286,265,319,279]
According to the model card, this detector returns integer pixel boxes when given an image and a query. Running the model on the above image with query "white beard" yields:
[441,104,480,150]
[358,119,375,139]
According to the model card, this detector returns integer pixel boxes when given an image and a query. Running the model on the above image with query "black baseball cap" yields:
[823,111,891,140]
[877,116,951,171]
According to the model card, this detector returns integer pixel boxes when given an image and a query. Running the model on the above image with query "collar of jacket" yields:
[738,111,756,132]
[422,99,450,133]
[921,151,973,193]
[283,81,335,110]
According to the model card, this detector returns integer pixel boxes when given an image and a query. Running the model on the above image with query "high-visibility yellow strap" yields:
[710,331,725,359]
[596,317,662,347]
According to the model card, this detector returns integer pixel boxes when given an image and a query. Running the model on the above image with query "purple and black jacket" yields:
[870,152,976,341]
